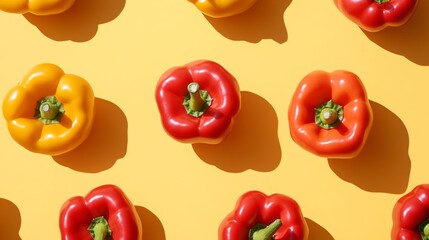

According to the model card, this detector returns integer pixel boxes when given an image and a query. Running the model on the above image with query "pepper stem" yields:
[320,108,338,125]
[40,102,59,120]
[315,100,343,129]
[249,219,282,240]
[88,216,112,240]
[419,219,429,240]
[34,96,64,124]
[375,0,389,4]
[183,82,212,118]
[188,82,205,111]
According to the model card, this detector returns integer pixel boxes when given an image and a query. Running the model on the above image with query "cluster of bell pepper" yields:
[1,58,424,239]
[185,0,418,33]
[0,0,419,33]
[2,61,311,240]
[0,0,424,239]
[155,61,374,160]
[60,187,310,240]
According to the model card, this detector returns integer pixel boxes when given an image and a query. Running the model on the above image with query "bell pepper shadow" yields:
[0,198,21,240]
[23,0,126,42]
[53,98,128,173]
[134,206,166,240]
[192,91,281,172]
[361,0,429,66]
[328,101,410,194]
[305,218,334,240]
[203,0,292,43]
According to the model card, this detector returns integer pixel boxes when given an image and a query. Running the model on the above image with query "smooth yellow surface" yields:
[0,0,428,239]
[0,0,75,15]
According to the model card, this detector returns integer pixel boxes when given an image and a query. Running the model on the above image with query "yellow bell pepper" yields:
[2,63,95,156]
[187,0,257,18]
[0,0,75,15]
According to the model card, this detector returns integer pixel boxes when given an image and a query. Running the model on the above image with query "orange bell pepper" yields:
[187,0,257,18]
[0,0,75,15]
[2,63,95,156]
[288,70,373,159]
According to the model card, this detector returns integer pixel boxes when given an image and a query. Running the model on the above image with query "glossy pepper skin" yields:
[187,0,257,18]
[2,63,94,156]
[219,191,309,240]
[155,60,241,144]
[0,0,75,15]
[392,184,429,240]
[288,70,373,159]
[59,184,142,240]
[334,0,418,32]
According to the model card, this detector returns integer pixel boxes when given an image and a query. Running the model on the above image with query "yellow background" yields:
[0,0,428,239]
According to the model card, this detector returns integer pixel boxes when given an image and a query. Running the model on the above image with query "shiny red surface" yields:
[155,60,241,144]
[59,184,142,240]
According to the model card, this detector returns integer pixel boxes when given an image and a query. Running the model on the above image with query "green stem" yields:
[419,219,429,240]
[40,101,59,120]
[250,219,282,240]
[320,108,338,125]
[374,0,389,4]
[187,82,205,111]
[314,100,343,129]
[34,96,64,124]
[88,216,112,240]
[183,82,212,118]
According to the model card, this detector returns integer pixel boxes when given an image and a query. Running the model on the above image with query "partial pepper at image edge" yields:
[219,191,309,240]
[187,0,258,18]
[59,184,143,240]
[0,0,76,15]
[392,184,429,240]
[333,0,419,32]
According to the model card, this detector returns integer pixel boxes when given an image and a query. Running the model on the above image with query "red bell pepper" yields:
[59,184,142,240]
[219,191,308,240]
[288,70,373,159]
[334,0,419,32]
[392,184,429,240]
[155,60,241,144]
